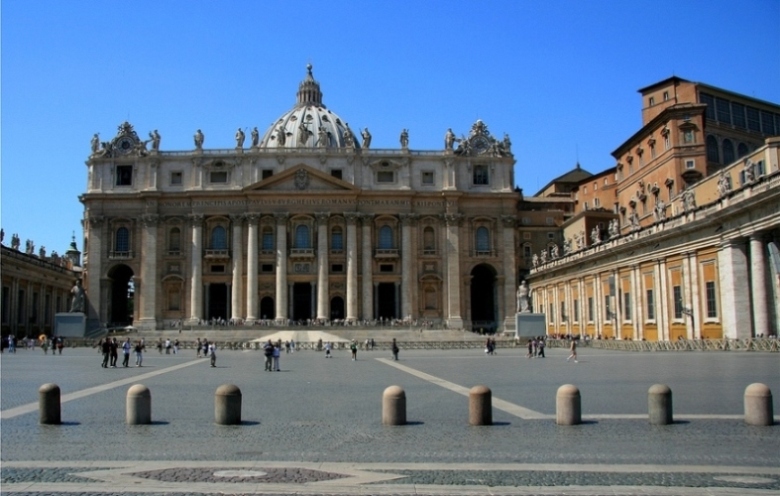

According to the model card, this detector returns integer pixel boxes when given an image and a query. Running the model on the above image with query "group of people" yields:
[97,337,145,367]
[2,335,65,354]
[525,337,546,358]
[195,338,217,366]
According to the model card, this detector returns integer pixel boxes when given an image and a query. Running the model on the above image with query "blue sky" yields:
[2,0,779,256]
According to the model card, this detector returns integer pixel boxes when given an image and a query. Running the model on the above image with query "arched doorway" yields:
[470,264,496,333]
[108,264,134,326]
[260,296,275,320]
[330,296,345,320]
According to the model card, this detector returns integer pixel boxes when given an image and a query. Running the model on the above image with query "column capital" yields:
[444,213,463,227]
[245,213,260,223]
[229,213,245,223]
[501,215,517,228]
[140,214,159,227]
[273,212,289,224]
[88,215,105,227]
[358,213,374,224]
[315,212,331,223]
[344,211,359,224]
[399,213,418,226]
[187,213,204,225]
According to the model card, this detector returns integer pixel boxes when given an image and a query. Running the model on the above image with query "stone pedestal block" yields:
[469,385,492,426]
[39,383,61,425]
[556,384,581,425]
[744,383,773,426]
[215,384,242,425]
[382,385,406,426]
[648,384,673,425]
[126,384,152,425]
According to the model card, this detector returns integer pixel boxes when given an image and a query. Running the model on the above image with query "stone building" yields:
[1,234,81,338]
[530,78,780,340]
[80,66,519,333]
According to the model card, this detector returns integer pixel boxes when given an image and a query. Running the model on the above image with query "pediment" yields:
[244,165,359,192]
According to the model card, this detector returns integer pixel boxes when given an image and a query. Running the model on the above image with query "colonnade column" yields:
[501,216,517,332]
[444,213,463,329]
[138,214,159,329]
[316,212,330,321]
[593,275,602,337]
[717,239,752,339]
[399,213,417,320]
[274,212,288,324]
[345,212,358,323]
[86,216,104,327]
[245,214,258,321]
[686,252,701,339]
[631,265,642,340]
[188,214,203,324]
[749,234,768,337]
[657,259,670,340]
[360,214,373,321]
[230,214,243,323]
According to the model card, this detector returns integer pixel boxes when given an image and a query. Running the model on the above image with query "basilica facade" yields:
[80,66,519,332]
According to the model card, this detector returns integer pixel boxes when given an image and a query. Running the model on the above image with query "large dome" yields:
[259,65,360,150]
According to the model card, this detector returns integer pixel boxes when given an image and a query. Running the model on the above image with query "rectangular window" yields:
[761,111,776,135]
[731,102,746,129]
[17,290,25,324]
[168,291,180,311]
[715,97,731,124]
[170,171,183,185]
[116,165,133,186]
[648,97,655,106]
[594,198,601,208]
[44,294,51,324]
[262,169,273,179]
[377,171,394,183]
[573,299,579,322]
[673,286,683,319]
[331,264,344,273]
[587,297,594,322]
[421,171,434,185]
[31,292,39,324]
[547,232,555,239]
[262,232,274,251]
[646,289,655,320]
[1,286,9,324]
[211,265,225,273]
[706,281,717,318]
[330,169,343,180]
[380,264,394,273]
[261,264,274,273]
[756,160,765,176]
[549,303,554,323]
[604,296,611,321]
[560,301,566,322]
[473,165,489,185]
[700,92,715,120]
[684,130,694,143]
[686,160,695,169]
[663,91,669,101]
[523,245,532,258]
[210,171,228,183]
[623,292,631,321]
[746,107,761,132]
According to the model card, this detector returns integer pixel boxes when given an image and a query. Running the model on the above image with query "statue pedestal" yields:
[54,313,87,337]
[515,313,547,339]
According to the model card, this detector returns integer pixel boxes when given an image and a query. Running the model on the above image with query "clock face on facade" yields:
[472,136,490,153]
[116,137,134,154]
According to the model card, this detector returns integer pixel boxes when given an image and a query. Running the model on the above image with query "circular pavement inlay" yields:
[213,470,268,478]
[714,476,775,484]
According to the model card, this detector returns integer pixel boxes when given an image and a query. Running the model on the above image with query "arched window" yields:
[331,227,343,250]
[168,228,181,252]
[423,227,435,251]
[378,226,394,249]
[523,243,532,259]
[295,225,310,248]
[115,227,130,252]
[210,226,227,249]
[262,227,274,250]
[722,139,735,165]
[475,227,490,253]
[737,142,749,158]
[706,135,719,163]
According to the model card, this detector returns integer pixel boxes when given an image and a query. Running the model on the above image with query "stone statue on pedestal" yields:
[517,281,530,313]
[70,279,86,313]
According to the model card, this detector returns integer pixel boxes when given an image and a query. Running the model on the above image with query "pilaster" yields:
[345,212,359,322]
[718,238,752,339]
[274,212,289,323]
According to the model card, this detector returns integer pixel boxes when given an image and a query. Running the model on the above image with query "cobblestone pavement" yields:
[1,345,778,495]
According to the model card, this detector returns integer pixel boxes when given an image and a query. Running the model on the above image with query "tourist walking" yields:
[263,340,274,370]
[165,338,171,354]
[391,338,399,361]
[196,338,203,357]
[121,338,132,367]
[101,338,111,368]
[134,340,144,367]
[566,339,578,363]
[273,344,281,371]
[109,338,119,367]
[526,339,533,358]
[208,343,216,367]
[351,340,358,360]
[537,337,545,358]
[324,341,332,358]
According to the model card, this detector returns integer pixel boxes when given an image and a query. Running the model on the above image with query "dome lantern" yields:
[296,64,323,107]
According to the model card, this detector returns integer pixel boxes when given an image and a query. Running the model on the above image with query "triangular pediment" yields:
[244,165,359,192]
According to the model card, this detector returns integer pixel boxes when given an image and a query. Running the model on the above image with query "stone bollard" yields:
[39,383,61,425]
[648,384,673,425]
[744,383,774,426]
[469,385,492,426]
[382,385,406,425]
[556,384,581,425]
[215,384,242,425]
[126,384,152,425]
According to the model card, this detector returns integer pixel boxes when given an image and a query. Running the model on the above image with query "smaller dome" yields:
[260,65,359,150]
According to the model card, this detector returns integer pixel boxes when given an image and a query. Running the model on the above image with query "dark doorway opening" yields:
[330,296,345,320]
[293,283,312,321]
[470,264,496,333]
[260,296,275,320]
[208,283,228,321]
[108,264,134,326]
[377,283,396,320]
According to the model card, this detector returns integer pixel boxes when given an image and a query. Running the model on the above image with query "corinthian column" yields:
[230,214,244,322]
[399,213,418,319]
[274,212,289,323]
[138,214,159,329]
[360,214,373,321]
[316,212,330,321]
[246,214,259,321]
[188,214,203,324]
[444,213,463,329]
[345,212,359,322]
[501,215,517,332]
